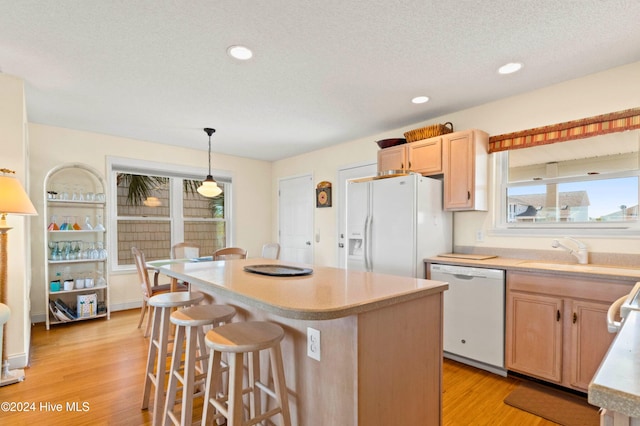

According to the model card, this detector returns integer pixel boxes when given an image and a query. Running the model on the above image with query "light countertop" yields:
[154,258,448,320]
[425,255,640,282]
[589,310,640,418]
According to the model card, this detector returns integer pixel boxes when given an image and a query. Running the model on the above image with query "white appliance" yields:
[346,174,452,278]
[429,264,506,376]
[607,281,640,333]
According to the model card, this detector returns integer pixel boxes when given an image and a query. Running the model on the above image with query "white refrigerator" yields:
[346,174,452,278]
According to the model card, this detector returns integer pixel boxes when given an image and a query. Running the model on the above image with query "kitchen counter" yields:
[589,310,640,418]
[155,258,447,320]
[155,258,448,425]
[425,254,640,282]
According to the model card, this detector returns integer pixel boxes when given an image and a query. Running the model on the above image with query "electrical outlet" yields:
[307,327,321,361]
[476,230,484,242]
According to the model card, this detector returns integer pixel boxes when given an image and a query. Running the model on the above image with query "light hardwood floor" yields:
[0,309,557,425]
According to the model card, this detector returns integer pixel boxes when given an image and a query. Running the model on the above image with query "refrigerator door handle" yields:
[363,215,370,271]
[366,215,374,271]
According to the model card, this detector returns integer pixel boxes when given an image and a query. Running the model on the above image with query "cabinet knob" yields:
[557,310,561,321]
[467,191,471,200]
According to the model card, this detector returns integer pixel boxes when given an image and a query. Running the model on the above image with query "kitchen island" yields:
[154,258,448,426]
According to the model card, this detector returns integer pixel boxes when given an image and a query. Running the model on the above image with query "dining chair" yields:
[171,242,200,259]
[261,242,280,260]
[170,242,201,291]
[131,246,187,337]
[213,247,248,260]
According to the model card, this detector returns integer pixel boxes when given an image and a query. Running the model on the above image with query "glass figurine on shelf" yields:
[48,241,61,260]
[47,215,59,231]
[82,215,93,230]
[59,216,70,231]
[94,214,105,232]
[96,270,107,287]
[97,241,108,260]
[72,216,81,230]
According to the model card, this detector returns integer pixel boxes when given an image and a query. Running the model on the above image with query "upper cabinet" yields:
[407,137,443,175]
[376,129,488,211]
[377,144,407,172]
[377,136,443,176]
[442,130,488,211]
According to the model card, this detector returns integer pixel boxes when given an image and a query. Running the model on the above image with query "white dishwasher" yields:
[430,264,506,376]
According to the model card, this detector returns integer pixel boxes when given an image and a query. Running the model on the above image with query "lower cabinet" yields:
[507,291,563,382]
[506,271,632,392]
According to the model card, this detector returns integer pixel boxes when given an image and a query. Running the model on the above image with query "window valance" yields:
[488,107,640,153]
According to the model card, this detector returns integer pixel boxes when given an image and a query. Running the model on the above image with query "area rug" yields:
[504,381,599,426]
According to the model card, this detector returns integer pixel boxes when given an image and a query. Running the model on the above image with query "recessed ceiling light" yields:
[498,62,523,75]
[227,45,253,60]
[411,96,430,104]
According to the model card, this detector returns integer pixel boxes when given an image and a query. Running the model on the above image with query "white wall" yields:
[272,61,640,266]
[28,124,272,320]
[0,74,32,368]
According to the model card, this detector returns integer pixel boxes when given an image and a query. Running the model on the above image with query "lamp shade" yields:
[0,175,37,216]
[197,176,222,198]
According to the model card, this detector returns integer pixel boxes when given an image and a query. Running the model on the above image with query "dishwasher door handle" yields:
[451,274,483,280]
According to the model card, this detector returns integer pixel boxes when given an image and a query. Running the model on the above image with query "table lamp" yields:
[0,168,37,386]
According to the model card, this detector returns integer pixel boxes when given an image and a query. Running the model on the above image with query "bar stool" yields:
[141,291,205,424]
[201,321,292,426]
[164,304,237,426]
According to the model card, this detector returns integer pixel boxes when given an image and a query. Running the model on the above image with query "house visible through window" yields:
[108,158,232,269]
[497,130,640,230]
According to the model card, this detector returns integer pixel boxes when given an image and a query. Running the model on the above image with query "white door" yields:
[278,174,314,264]
[337,162,377,268]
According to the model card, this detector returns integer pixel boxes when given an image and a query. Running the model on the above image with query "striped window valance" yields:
[488,107,640,153]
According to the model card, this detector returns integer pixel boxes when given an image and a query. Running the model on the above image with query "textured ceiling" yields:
[1,1,640,161]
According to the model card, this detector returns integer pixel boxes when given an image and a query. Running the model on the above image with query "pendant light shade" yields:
[197,128,222,198]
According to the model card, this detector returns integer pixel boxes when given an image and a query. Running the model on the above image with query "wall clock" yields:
[316,181,332,208]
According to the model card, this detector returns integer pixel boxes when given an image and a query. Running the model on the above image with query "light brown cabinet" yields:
[506,271,630,391]
[376,129,488,211]
[377,137,443,175]
[377,144,407,172]
[407,137,443,175]
[442,129,488,211]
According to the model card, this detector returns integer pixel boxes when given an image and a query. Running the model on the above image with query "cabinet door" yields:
[506,292,563,382]
[443,131,474,210]
[377,145,406,173]
[569,299,616,390]
[407,138,442,175]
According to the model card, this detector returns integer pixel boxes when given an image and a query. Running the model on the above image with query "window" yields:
[496,131,640,233]
[108,158,232,269]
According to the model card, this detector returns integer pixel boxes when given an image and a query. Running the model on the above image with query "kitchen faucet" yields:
[551,237,589,264]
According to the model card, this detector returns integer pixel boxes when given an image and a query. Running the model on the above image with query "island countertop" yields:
[154,258,448,320]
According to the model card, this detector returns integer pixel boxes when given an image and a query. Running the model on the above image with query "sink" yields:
[519,261,640,276]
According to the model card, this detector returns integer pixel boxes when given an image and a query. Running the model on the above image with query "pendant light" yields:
[197,128,223,198]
